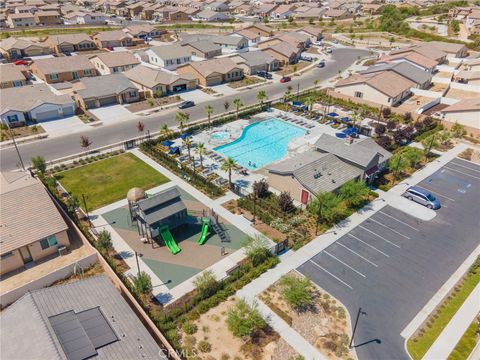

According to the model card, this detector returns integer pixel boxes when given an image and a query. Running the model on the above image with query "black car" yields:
[178,100,195,109]
[257,70,272,79]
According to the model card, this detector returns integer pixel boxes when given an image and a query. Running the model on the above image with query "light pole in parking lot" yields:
[349,307,368,348]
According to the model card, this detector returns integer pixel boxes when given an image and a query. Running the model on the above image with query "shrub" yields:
[226,299,267,339]
[197,340,211,353]
[278,191,295,213]
[243,235,272,266]
[382,107,391,118]
[280,274,313,311]
[271,217,292,233]
[193,270,219,298]
[252,178,270,198]
[182,321,198,335]
[132,271,153,296]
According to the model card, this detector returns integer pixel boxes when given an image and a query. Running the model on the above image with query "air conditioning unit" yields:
[57,245,68,256]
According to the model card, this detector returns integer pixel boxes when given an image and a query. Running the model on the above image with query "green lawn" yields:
[55,153,169,211]
[448,319,479,360]
[407,260,480,360]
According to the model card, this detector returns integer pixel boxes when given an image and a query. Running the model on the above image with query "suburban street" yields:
[0,48,370,171]
[298,158,480,360]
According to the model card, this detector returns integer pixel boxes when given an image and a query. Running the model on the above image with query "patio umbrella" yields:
[168,146,181,155]
[180,133,191,140]
[292,101,303,106]
[340,117,352,123]
[161,140,174,147]
[335,132,347,138]
[327,112,339,117]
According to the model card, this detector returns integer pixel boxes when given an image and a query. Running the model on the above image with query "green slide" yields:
[197,218,211,245]
[159,225,181,254]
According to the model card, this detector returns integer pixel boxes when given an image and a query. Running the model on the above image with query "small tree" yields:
[388,153,410,181]
[226,299,267,339]
[80,135,92,151]
[224,100,230,112]
[403,147,423,169]
[256,90,268,109]
[195,142,206,168]
[220,157,239,189]
[386,120,397,131]
[278,191,295,213]
[252,178,269,198]
[338,180,370,207]
[160,123,173,139]
[382,107,391,118]
[175,111,189,133]
[183,137,193,160]
[451,122,465,138]
[136,121,145,134]
[403,112,412,123]
[96,229,113,255]
[192,269,218,298]
[421,134,439,160]
[205,104,214,127]
[132,271,153,299]
[308,192,343,233]
[233,98,243,119]
[67,194,80,215]
[376,135,393,150]
[154,88,162,98]
[243,235,271,266]
[280,274,313,311]
[31,156,46,175]
[375,123,386,136]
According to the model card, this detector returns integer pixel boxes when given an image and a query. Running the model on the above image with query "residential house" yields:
[124,64,197,96]
[253,3,278,18]
[243,23,274,38]
[181,40,222,59]
[89,51,140,75]
[267,151,364,204]
[34,10,61,25]
[30,55,97,83]
[205,0,229,12]
[212,34,248,52]
[0,84,75,125]
[232,28,261,47]
[441,98,480,135]
[126,2,144,17]
[0,37,51,59]
[362,3,384,15]
[360,62,433,89]
[195,9,231,21]
[323,8,351,19]
[0,172,70,276]
[146,44,191,70]
[262,42,300,65]
[74,73,139,108]
[378,52,439,73]
[63,11,106,24]
[176,58,243,86]
[270,4,296,19]
[123,24,164,39]
[429,41,468,58]
[454,70,480,84]
[297,26,323,42]
[0,276,166,358]
[6,12,35,27]
[390,44,447,64]
[231,51,280,74]
[0,64,28,88]
[334,71,415,106]
[466,57,480,71]
[158,6,189,21]
[294,7,326,21]
[93,30,134,48]
[45,33,96,54]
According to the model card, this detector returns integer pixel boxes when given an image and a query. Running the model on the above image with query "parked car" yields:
[402,186,441,209]
[326,47,333,54]
[14,59,28,65]
[178,100,195,109]
[332,39,338,44]
[314,41,323,46]
[280,76,291,83]
[301,55,313,62]
[317,60,326,68]
[257,70,272,79]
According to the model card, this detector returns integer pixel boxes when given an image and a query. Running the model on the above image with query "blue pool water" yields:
[214,119,305,170]
[211,131,230,141]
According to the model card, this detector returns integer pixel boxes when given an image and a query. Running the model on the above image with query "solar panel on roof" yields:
[48,311,97,360]
[77,307,118,349]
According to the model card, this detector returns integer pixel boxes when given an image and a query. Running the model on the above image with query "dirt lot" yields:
[277,62,311,76]
[1,124,45,142]
[180,296,299,360]
[259,272,355,360]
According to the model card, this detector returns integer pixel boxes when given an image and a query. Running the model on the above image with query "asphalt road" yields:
[298,158,480,360]
[0,48,370,171]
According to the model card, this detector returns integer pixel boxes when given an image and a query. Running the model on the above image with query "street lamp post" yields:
[6,122,25,171]
[349,307,367,348]
[135,251,142,275]
[252,192,257,224]
[82,194,91,227]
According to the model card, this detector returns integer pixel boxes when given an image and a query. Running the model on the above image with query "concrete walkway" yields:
[423,284,480,360]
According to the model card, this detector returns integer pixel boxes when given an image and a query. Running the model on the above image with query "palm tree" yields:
[96,229,113,256]
[313,79,319,88]
[205,105,214,127]
[233,98,243,119]
[351,111,361,127]
[80,135,92,152]
[224,100,230,112]
[221,157,239,189]
[160,124,173,139]
[175,111,189,133]
[284,89,292,102]
[183,137,192,160]
[304,96,315,118]
[257,90,268,109]
[195,142,206,168]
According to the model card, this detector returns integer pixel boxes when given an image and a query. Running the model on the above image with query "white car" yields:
[326,47,333,54]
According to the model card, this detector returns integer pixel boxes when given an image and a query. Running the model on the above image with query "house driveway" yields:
[40,116,89,138]
[178,89,216,104]
[89,105,136,125]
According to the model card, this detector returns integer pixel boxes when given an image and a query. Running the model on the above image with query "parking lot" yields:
[297,158,480,360]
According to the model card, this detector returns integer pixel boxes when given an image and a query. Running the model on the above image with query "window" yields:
[129,90,137,97]
[13,81,22,87]
[1,251,14,260]
[354,91,363,98]
[112,67,119,73]
[7,114,19,123]
[39,235,58,250]
[84,69,92,76]
[50,73,59,80]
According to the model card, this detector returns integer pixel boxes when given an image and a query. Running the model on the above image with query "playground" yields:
[100,185,248,289]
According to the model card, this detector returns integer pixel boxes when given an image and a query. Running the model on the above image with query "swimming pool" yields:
[210,131,230,141]
[214,119,305,170]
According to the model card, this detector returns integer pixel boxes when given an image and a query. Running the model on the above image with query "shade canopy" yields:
[327,112,339,117]
[161,140,174,147]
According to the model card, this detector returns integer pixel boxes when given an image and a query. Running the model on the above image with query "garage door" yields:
[173,84,187,92]
[35,109,60,121]
[62,106,74,117]
[99,96,117,107]
[206,76,222,86]
[85,100,96,109]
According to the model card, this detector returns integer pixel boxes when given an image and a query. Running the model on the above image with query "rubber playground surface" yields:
[101,187,248,289]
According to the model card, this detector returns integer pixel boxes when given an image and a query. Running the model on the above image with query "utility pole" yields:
[6,123,25,171]
[349,307,367,348]
[82,194,91,227]
[135,251,141,275]
[296,82,300,100]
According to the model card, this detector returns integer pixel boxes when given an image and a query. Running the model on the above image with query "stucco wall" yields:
[267,172,306,203]
[443,111,480,133]
[0,250,24,276]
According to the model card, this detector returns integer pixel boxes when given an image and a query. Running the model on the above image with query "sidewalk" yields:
[423,284,480,360]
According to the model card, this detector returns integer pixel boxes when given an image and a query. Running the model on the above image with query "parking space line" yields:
[444,166,480,180]
[309,260,353,289]
[324,250,367,278]
[358,225,401,248]
[336,242,378,267]
[454,157,480,169]
[348,234,390,257]
[368,218,411,239]
[378,211,419,232]
[415,184,456,202]
[449,161,480,173]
